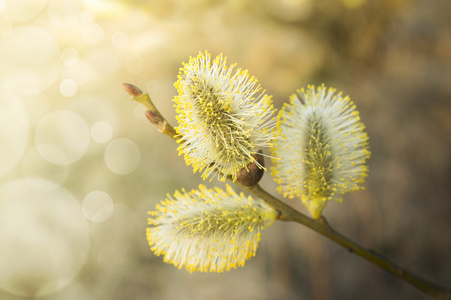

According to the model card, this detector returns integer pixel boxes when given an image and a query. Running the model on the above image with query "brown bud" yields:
[236,150,265,186]
[122,83,143,96]
[145,110,162,126]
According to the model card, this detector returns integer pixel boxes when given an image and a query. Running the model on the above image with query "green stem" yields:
[243,183,451,300]
[123,83,177,139]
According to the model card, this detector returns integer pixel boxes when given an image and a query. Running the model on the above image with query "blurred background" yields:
[0,0,450,299]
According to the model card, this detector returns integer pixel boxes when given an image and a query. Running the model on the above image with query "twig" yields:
[123,83,451,299]
[123,83,177,139]
[242,183,451,300]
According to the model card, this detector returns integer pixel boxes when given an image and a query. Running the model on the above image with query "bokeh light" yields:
[79,0,127,16]
[1,0,47,22]
[21,93,51,127]
[0,179,90,297]
[111,31,128,49]
[82,190,114,222]
[0,85,28,177]
[79,9,93,23]
[35,110,90,165]
[90,121,113,143]
[60,47,79,66]
[47,0,80,28]
[92,203,140,273]
[82,23,104,44]
[21,147,70,190]
[0,26,60,95]
[59,78,78,97]
[104,138,141,174]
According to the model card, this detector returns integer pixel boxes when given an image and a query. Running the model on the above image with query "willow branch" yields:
[123,83,450,300]
[123,83,177,139]
[241,183,450,300]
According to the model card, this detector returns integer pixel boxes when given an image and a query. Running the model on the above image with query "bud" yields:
[122,83,143,96]
[236,150,265,186]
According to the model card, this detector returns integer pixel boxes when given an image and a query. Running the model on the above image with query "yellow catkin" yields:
[173,51,277,181]
[271,85,370,218]
[147,184,278,272]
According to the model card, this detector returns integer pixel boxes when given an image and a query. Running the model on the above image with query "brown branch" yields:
[241,183,451,300]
